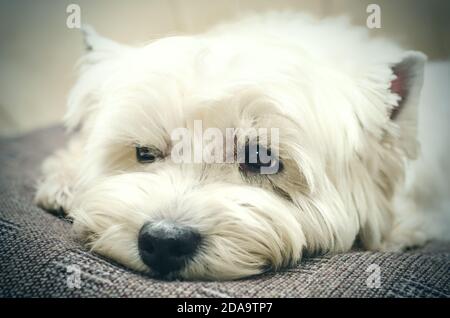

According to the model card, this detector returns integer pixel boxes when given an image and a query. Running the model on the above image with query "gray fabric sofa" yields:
[0,126,449,298]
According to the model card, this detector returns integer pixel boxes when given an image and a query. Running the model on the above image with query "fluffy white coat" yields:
[35,12,450,280]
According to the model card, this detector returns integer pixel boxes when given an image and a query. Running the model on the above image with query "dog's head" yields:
[66,16,425,280]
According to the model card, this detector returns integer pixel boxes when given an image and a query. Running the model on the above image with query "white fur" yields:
[35,12,449,280]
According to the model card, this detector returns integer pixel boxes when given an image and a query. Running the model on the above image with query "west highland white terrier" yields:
[35,12,450,280]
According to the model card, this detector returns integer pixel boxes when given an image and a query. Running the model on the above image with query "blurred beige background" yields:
[0,0,449,136]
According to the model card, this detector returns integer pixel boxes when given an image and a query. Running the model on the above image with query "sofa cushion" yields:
[0,126,449,297]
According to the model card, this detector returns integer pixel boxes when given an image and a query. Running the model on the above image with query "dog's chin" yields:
[83,236,265,280]
[82,234,266,281]
[84,236,298,281]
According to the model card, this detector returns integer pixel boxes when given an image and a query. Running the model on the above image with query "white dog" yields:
[35,12,449,280]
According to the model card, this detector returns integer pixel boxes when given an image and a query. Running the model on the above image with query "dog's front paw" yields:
[34,154,76,215]
[379,225,428,252]
[34,177,72,215]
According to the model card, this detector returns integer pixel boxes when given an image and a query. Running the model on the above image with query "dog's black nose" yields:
[138,221,201,275]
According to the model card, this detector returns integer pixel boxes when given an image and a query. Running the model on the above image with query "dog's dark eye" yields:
[239,144,283,174]
[136,146,158,163]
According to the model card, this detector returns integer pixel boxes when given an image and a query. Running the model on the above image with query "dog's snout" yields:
[138,221,201,275]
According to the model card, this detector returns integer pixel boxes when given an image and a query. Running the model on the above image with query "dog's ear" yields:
[386,51,426,158]
[388,51,427,122]
[64,26,130,132]
[81,25,126,53]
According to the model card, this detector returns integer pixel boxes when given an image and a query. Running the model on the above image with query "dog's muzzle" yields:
[138,221,201,276]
